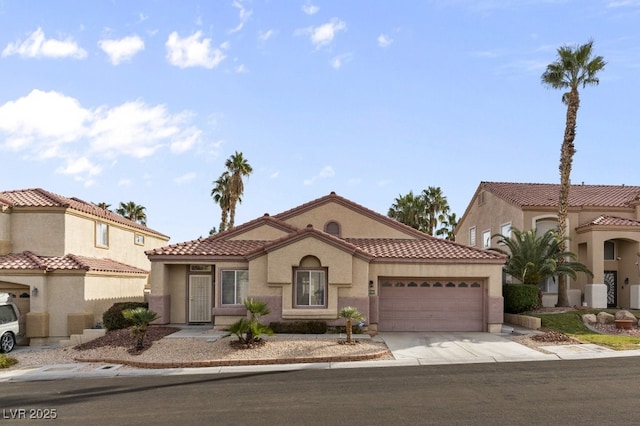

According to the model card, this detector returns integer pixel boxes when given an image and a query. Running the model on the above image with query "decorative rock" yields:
[582,314,597,324]
[615,310,638,325]
[597,312,615,324]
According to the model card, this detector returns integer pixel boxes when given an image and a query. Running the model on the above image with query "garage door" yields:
[378,279,484,332]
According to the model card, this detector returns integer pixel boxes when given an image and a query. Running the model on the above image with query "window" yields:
[295,269,326,307]
[191,265,212,272]
[469,227,476,246]
[604,241,615,260]
[96,222,109,247]
[221,270,248,305]
[134,234,145,245]
[500,223,511,241]
[482,230,491,248]
[478,191,485,205]
[324,221,341,237]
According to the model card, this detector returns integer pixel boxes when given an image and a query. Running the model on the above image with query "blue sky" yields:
[1,1,638,244]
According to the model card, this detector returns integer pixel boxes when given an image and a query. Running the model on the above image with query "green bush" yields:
[503,284,539,314]
[268,321,328,334]
[0,353,18,369]
[102,302,148,331]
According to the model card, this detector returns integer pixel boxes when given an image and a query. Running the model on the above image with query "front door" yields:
[604,271,617,308]
[189,275,212,322]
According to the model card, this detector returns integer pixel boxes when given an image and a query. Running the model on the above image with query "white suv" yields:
[0,293,20,353]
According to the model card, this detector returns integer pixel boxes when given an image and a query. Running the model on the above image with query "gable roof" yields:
[274,191,429,239]
[0,251,148,274]
[0,188,169,239]
[576,215,640,231]
[479,182,640,208]
[147,193,505,263]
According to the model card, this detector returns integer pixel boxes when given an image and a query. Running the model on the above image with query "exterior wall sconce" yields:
[31,287,38,297]
[624,278,629,285]
[369,280,375,295]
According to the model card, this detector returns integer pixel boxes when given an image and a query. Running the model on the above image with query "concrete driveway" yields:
[378,332,558,365]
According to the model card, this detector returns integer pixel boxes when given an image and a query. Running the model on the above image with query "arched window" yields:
[324,221,341,237]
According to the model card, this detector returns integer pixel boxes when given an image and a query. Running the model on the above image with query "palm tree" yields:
[95,202,111,211]
[436,212,458,241]
[228,298,273,346]
[491,228,592,306]
[122,307,159,351]
[422,186,450,236]
[541,40,605,306]
[388,191,426,232]
[116,201,147,225]
[339,306,365,344]
[224,151,253,229]
[211,171,231,232]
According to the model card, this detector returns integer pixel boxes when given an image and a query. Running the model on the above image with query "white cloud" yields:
[165,31,226,69]
[258,29,274,42]
[117,179,132,187]
[98,35,145,65]
[269,171,280,179]
[302,3,320,15]
[2,28,87,59]
[229,0,252,33]
[607,0,640,7]
[377,34,393,48]
[0,90,203,181]
[304,165,335,185]
[330,53,352,69]
[174,172,197,184]
[304,18,347,49]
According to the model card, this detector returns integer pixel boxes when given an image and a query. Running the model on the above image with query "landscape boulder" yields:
[615,310,638,325]
[596,312,615,325]
[581,314,597,325]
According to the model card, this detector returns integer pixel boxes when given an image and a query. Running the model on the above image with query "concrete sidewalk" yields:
[3,327,640,382]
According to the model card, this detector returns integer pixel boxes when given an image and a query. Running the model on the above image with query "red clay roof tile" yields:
[481,182,640,208]
[0,251,147,274]
[0,188,168,239]
[577,215,640,229]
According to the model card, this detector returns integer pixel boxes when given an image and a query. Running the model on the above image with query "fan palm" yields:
[116,201,147,225]
[211,171,231,232]
[541,40,605,306]
[388,191,427,232]
[122,307,159,351]
[225,151,253,229]
[422,186,450,236]
[339,306,365,344]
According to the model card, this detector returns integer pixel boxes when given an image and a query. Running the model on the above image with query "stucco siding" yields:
[11,211,65,256]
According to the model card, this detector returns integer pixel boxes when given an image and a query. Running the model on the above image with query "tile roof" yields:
[481,182,640,208]
[346,238,505,262]
[146,238,266,257]
[576,215,640,230]
[0,251,148,274]
[0,188,168,239]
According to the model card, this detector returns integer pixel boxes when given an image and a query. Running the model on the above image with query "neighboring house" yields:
[146,192,506,332]
[0,188,170,344]
[455,182,640,308]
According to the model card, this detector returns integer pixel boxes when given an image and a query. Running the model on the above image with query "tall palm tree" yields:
[95,202,111,211]
[436,212,458,241]
[541,40,605,306]
[116,201,147,225]
[422,186,450,236]
[225,151,253,229]
[211,171,231,232]
[388,191,426,232]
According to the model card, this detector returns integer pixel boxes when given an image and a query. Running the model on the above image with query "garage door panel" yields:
[378,279,484,332]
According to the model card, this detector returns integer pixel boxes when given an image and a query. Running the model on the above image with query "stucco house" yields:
[146,192,506,333]
[0,188,169,344]
[455,182,640,308]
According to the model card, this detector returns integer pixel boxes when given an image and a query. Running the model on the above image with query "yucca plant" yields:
[339,306,365,344]
[122,307,159,351]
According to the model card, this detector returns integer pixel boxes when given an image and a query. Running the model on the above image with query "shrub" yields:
[0,353,18,369]
[269,321,328,334]
[102,302,148,331]
[503,284,539,314]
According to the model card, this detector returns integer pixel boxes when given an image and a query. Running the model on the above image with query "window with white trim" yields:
[469,227,476,246]
[482,230,491,249]
[295,269,326,307]
[134,234,145,245]
[500,223,511,240]
[96,222,109,247]
[221,270,248,305]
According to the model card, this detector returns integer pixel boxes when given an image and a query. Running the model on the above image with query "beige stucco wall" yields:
[282,203,416,238]
[0,210,11,255]
[457,191,524,247]
[64,212,167,270]
[11,210,66,256]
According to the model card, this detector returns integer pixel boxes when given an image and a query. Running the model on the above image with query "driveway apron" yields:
[378,332,556,364]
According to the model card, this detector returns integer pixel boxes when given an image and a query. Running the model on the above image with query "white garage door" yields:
[378,279,484,332]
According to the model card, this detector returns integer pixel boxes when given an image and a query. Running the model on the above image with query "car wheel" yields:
[0,332,16,353]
